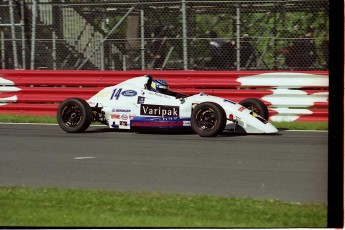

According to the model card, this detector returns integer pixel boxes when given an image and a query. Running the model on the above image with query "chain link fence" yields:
[0,0,329,71]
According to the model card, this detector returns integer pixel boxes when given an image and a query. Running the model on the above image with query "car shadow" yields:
[84,127,194,135]
[84,127,129,133]
[84,127,282,136]
[132,128,195,135]
[220,130,282,137]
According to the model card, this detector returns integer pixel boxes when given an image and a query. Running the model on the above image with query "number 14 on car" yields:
[110,88,122,100]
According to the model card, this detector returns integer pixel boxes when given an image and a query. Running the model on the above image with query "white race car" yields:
[57,75,278,137]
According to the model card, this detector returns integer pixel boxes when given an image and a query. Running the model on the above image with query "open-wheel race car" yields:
[57,75,278,137]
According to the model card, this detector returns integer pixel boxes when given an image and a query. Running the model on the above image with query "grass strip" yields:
[0,186,326,227]
[0,114,328,130]
[272,121,328,130]
[0,114,57,124]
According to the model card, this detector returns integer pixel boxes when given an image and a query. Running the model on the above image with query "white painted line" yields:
[74,157,96,160]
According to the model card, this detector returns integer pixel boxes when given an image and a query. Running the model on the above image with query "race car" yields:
[57,75,278,137]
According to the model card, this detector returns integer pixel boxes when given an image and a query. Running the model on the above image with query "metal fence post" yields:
[235,4,241,71]
[9,0,19,69]
[0,30,5,69]
[31,0,38,70]
[100,20,105,70]
[52,30,57,70]
[140,7,145,70]
[20,0,26,69]
[182,0,188,70]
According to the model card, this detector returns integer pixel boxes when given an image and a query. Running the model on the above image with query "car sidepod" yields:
[87,79,191,130]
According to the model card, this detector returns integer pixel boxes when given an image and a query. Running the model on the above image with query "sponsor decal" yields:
[111,114,121,119]
[131,120,183,127]
[133,117,179,122]
[148,91,171,98]
[121,114,128,120]
[112,108,131,113]
[121,90,137,97]
[137,96,145,104]
[238,106,246,112]
[224,99,236,104]
[111,122,119,128]
[120,121,128,126]
[183,120,191,126]
[140,104,179,117]
[161,117,179,121]
[163,94,171,98]
[148,91,159,96]
[110,88,122,100]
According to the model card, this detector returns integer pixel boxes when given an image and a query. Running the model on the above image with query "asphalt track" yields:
[0,123,328,203]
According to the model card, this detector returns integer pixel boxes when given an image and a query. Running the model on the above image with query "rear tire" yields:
[239,98,269,120]
[191,102,226,137]
[57,98,93,133]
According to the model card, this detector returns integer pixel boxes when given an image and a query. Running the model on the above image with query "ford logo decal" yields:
[121,90,137,97]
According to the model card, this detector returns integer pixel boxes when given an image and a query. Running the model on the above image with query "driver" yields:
[145,75,169,94]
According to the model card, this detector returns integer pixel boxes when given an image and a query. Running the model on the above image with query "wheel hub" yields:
[196,109,217,130]
[62,106,82,127]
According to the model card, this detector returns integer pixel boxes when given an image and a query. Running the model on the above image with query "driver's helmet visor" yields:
[151,80,168,94]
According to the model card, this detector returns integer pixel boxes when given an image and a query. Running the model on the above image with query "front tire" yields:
[57,98,93,133]
[191,102,226,137]
[239,98,269,120]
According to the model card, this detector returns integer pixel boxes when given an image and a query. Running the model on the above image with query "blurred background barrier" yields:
[0,70,328,122]
[0,0,328,71]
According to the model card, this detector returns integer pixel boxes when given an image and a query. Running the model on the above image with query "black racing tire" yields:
[191,102,226,137]
[239,98,269,120]
[57,98,93,133]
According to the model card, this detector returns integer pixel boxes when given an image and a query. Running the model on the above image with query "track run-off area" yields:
[0,123,328,203]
